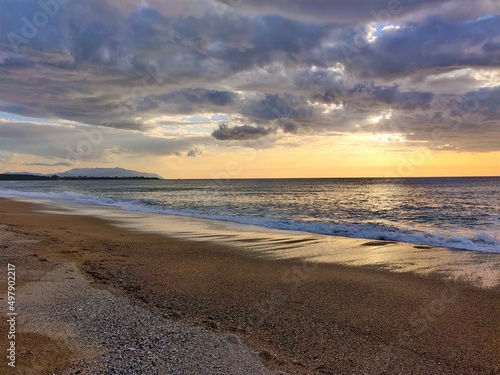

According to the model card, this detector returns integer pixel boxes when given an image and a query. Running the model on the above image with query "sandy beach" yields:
[1,197,499,374]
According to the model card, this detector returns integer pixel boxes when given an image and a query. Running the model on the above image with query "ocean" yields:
[1,177,499,253]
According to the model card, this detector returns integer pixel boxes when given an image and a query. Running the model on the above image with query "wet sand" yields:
[0,198,499,374]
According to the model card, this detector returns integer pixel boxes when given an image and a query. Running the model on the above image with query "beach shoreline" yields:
[1,197,499,374]
[5,195,500,288]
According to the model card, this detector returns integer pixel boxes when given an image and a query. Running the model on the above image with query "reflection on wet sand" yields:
[17,197,500,288]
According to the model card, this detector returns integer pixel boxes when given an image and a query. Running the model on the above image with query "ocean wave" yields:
[1,189,498,253]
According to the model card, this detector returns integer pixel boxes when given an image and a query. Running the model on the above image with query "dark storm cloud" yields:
[338,16,500,78]
[154,89,237,114]
[241,94,313,121]
[212,123,275,140]
[276,118,302,134]
[463,86,500,121]
[0,1,329,128]
[293,67,346,103]
[0,0,498,155]
[349,83,434,110]
[251,16,328,57]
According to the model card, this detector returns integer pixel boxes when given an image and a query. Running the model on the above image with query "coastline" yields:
[1,197,499,374]
[1,181,498,254]
[7,195,500,288]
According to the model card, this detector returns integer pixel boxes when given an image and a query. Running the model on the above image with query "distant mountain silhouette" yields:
[0,167,163,180]
[3,171,45,176]
[57,167,162,179]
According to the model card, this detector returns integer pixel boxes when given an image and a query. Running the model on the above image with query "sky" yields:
[0,0,499,178]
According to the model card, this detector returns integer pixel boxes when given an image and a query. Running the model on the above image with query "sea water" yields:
[1,177,498,253]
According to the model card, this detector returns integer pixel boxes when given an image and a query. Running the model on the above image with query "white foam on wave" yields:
[1,189,499,253]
